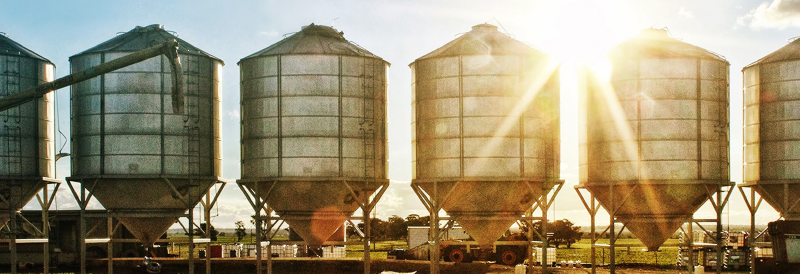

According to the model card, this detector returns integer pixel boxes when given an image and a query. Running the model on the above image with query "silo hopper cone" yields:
[753,184,800,220]
[88,179,215,246]
[117,217,177,246]
[247,181,381,246]
[587,183,718,250]
[0,180,48,229]
[620,217,688,251]
[416,180,550,248]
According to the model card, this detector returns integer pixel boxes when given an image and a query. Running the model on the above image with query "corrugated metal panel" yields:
[0,34,54,228]
[743,38,800,220]
[239,24,389,246]
[580,29,730,250]
[411,24,560,247]
[69,25,221,245]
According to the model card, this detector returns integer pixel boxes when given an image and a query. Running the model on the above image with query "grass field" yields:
[556,239,680,266]
[163,234,687,267]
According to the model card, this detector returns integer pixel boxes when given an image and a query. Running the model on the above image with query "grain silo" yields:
[0,33,55,228]
[68,24,223,246]
[742,38,800,221]
[578,29,731,251]
[238,24,389,247]
[410,23,562,252]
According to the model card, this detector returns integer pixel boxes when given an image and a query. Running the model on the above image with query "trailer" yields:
[401,226,534,265]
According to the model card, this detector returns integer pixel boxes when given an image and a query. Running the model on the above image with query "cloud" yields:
[678,6,695,19]
[738,0,800,29]
[227,110,240,120]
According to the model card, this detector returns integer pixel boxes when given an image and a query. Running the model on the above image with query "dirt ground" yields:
[2,258,752,274]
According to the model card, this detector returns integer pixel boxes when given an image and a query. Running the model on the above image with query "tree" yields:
[405,214,430,226]
[520,219,583,248]
[387,215,408,240]
[550,219,583,248]
[235,221,247,242]
[187,222,218,241]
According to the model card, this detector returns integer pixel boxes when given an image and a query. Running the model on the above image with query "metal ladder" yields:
[360,58,377,180]
[2,56,22,175]
[184,56,201,175]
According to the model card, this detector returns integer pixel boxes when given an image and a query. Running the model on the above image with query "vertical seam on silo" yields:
[756,64,762,185]
[697,59,703,180]
[636,60,641,182]
[518,56,525,178]
[160,55,165,176]
[277,55,282,178]
[459,56,464,178]
[338,55,343,177]
[35,60,41,175]
[553,67,560,181]
[100,53,106,175]
[724,64,729,182]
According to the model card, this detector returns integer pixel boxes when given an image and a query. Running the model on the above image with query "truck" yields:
[401,226,533,265]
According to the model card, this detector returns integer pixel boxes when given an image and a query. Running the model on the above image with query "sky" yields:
[2,0,799,229]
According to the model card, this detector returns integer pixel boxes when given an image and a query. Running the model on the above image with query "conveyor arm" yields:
[0,39,184,114]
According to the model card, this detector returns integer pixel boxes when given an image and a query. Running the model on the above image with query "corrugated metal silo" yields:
[743,38,800,220]
[0,33,54,228]
[410,24,561,247]
[238,24,389,246]
[69,24,223,245]
[579,29,730,251]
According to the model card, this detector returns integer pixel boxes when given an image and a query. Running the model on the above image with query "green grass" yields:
[160,236,686,266]
[553,239,681,266]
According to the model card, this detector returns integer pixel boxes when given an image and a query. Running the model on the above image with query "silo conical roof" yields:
[0,34,51,62]
[610,28,727,62]
[70,24,222,63]
[415,24,544,61]
[240,23,383,61]
[744,37,800,69]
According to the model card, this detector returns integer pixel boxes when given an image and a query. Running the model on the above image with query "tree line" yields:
[232,214,583,248]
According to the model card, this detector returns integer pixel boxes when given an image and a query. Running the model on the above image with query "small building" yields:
[0,210,169,266]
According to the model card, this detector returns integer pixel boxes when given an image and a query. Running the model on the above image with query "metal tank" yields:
[743,38,800,220]
[69,24,222,245]
[238,24,389,246]
[0,33,54,229]
[579,29,730,251]
[410,24,561,247]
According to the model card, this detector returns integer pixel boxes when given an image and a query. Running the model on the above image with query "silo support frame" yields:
[342,180,391,274]
[575,184,640,274]
[0,178,59,274]
[235,180,271,274]
[410,180,562,274]
[67,178,212,274]
[236,180,389,274]
[525,180,563,274]
[66,179,98,274]
[198,180,227,274]
[575,187,600,274]
[738,184,768,273]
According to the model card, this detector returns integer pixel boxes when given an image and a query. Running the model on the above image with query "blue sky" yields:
[3,0,799,228]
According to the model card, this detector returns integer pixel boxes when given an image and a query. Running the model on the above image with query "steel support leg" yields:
[108,216,113,274]
[188,200,195,274]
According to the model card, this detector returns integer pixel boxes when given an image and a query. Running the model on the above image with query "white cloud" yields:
[738,0,800,29]
[678,6,695,19]
[227,110,240,120]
